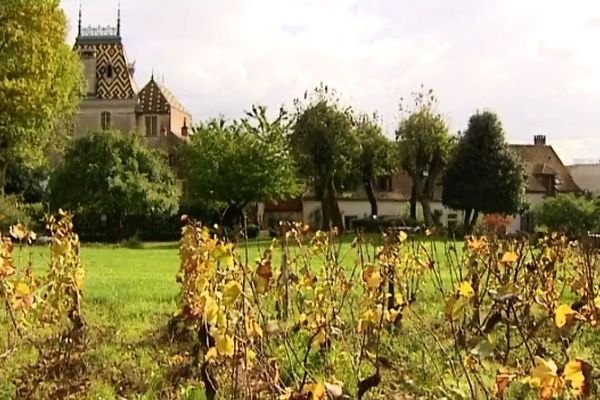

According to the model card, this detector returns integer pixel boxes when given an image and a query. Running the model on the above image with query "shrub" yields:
[121,233,144,249]
[533,194,596,237]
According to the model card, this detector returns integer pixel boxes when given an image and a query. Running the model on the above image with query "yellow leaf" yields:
[9,223,27,240]
[302,383,326,400]
[555,304,577,328]
[299,313,307,324]
[386,308,400,323]
[15,282,30,296]
[594,295,600,309]
[222,280,242,307]
[563,359,590,397]
[203,296,219,325]
[458,281,475,298]
[204,346,218,361]
[501,251,518,264]
[216,334,235,357]
[311,329,327,350]
[399,231,408,242]
[362,266,383,290]
[530,357,564,400]
[394,292,405,306]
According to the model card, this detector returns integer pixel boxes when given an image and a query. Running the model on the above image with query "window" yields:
[145,116,158,136]
[101,112,111,130]
[376,175,393,192]
[106,64,114,79]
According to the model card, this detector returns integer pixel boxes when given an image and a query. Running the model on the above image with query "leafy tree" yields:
[355,114,397,217]
[178,105,300,226]
[443,111,525,233]
[48,131,179,237]
[396,87,453,225]
[0,0,83,191]
[290,85,359,229]
[533,194,597,237]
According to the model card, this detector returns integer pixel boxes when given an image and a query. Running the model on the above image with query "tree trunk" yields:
[317,182,331,231]
[469,210,479,233]
[364,179,378,217]
[327,179,344,230]
[409,185,417,220]
[463,208,473,235]
[420,197,433,226]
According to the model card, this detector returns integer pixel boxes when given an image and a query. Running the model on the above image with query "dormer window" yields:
[106,64,114,79]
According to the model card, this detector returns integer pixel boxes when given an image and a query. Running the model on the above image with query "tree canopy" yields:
[177,105,300,225]
[290,85,359,229]
[355,113,397,217]
[442,111,525,233]
[48,131,179,232]
[396,88,453,225]
[0,0,83,191]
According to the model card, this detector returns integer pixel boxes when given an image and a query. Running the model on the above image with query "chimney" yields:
[181,118,188,137]
[534,135,546,146]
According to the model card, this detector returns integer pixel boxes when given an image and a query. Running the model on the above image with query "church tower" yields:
[72,5,138,134]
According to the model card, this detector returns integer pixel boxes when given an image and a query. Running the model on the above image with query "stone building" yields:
[71,8,191,155]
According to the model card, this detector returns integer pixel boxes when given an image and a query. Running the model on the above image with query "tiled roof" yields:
[73,41,136,99]
[137,78,190,115]
[510,144,581,193]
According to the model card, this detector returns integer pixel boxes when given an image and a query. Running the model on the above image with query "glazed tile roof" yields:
[137,78,190,115]
[73,41,137,99]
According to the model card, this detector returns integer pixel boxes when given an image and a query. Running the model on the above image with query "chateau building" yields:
[72,8,191,155]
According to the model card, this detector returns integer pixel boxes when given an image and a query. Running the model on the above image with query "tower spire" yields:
[78,1,82,36]
[117,2,121,36]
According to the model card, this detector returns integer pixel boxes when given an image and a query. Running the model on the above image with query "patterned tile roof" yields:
[73,41,136,100]
[137,78,190,115]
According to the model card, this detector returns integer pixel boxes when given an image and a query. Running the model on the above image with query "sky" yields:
[61,0,600,164]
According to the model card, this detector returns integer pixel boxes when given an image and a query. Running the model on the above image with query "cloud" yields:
[62,0,600,164]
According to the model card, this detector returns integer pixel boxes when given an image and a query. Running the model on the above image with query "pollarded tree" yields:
[177,105,300,226]
[0,0,83,191]
[290,85,359,230]
[355,113,397,217]
[49,131,179,236]
[396,87,453,225]
[443,111,525,233]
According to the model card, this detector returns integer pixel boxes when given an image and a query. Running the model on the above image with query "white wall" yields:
[303,199,456,228]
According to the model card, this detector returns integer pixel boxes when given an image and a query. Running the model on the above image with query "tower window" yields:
[101,112,111,130]
[106,64,114,79]
[145,116,158,136]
